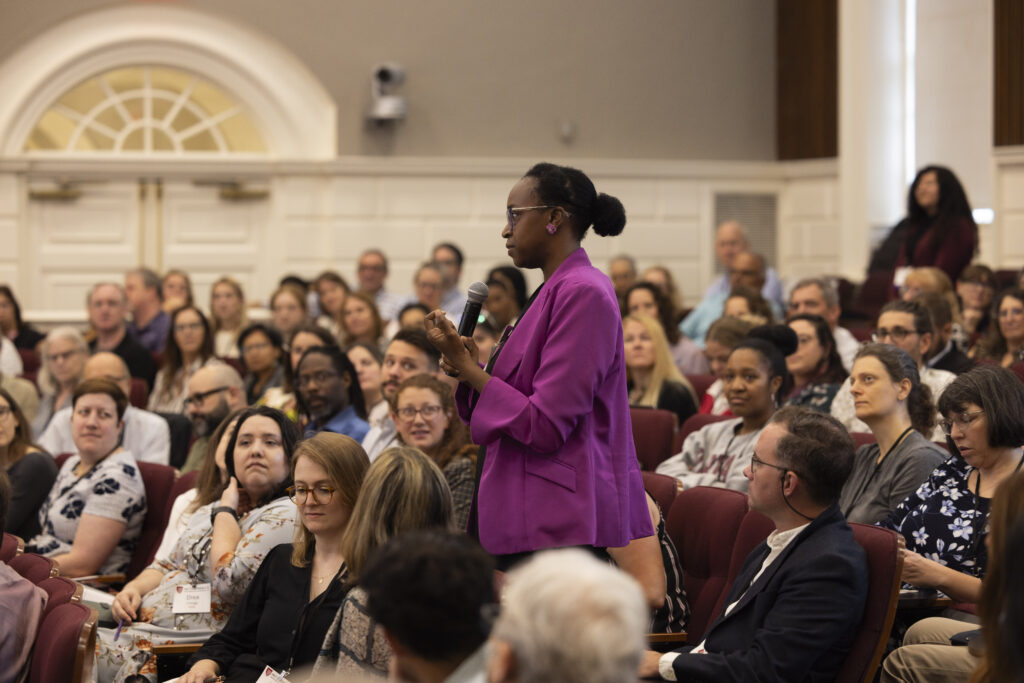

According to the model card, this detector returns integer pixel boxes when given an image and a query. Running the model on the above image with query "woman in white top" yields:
[148,305,216,414]
[209,277,248,359]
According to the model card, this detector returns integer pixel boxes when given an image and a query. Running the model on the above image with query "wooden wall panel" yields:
[995,0,1024,146]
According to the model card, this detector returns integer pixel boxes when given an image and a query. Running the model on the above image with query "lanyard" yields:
[283,564,347,673]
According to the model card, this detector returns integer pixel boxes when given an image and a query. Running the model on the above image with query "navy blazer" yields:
[670,504,867,682]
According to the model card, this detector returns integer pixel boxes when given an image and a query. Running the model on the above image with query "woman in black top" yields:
[180,432,370,683]
[623,313,697,427]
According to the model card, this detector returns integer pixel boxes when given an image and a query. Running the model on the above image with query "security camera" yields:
[368,63,407,124]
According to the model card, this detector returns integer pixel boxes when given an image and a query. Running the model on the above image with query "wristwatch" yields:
[210,505,239,526]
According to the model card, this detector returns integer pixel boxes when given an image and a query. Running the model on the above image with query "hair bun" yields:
[748,324,798,358]
[591,193,626,237]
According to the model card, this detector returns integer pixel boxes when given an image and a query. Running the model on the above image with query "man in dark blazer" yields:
[640,406,868,682]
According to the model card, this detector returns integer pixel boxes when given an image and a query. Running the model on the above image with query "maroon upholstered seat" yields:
[36,576,83,619]
[1,531,23,561]
[684,373,716,402]
[836,524,904,683]
[126,462,178,579]
[630,407,677,470]
[850,432,876,450]
[29,602,98,683]
[169,470,199,506]
[18,348,40,374]
[666,486,749,641]
[717,506,774,619]
[673,413,733,454]
[9,552,58,583]
[641,471,678,518]
[129,377,149,409]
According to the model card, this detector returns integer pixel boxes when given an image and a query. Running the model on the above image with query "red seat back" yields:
[9,552,58,583]
[29,602,97,683]
[129,377,149,409]
[630,407,677,470]
[684,373,716,402]
[127,462,178,579]
[718,507,775,618]
[641,471,678,518]
[37,576,83,619]
[18,348,41,374]
[850,432,876,450]
[674,413,733,454]
[666,486,749,640]
[1,532,24,561]
[837,524,904,683]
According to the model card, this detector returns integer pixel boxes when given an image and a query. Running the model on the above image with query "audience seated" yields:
[1,387,56,540]
[340,291,385,349]
[881,471,1024,683]
[486,264,527,325]
[831,299,956,439]
[237,322,285,404]
[180,362,246,474]
[880,365,1024,602]
[724,284,774,322]
[270,283,310,347]
[838,343,947,524]
[160,268,193,314]
[490,548,648,683]
[0,336,21,377]
[641,265,685,325]
[32,326,88,436]
[472,318,499,365]
[641,406,867,681]
[410,262,446,320]
[296,345,369,441]
[0,363,39,427]
[697,316,757,415]
[209,276,248,359]
[970,287,1024,368]
[785,313,848,412]
[27,378,146,577]
[682,248,778,347]
[609,253,638,304]
[397,302,430,331]
[347,342,385,417]
[148,305,217,414]
[787,276,861,372]
[626,282,709,375]
[0,285,44,352]
[312,269,350,340]
[260,323,337,422]
[484,276,521,331]
[312,446,455,678]
[125,267,172,355]
[916,290,974,375]
[86,282,157,388]
[392,374,477,531]
[39,352,170,465]
[180,432,370,683]
[657,324,796,491]
[955,264,996,339]
[361,328,441,460]
[623,313,698,427]
[96,406,300,682]
[357,248,407,324]
[358,530,496,683]
[0,470,48,683]
[433,242,468,322]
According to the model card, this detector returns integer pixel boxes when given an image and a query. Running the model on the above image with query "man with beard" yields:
[295,345,369,441]
[179,362,246,473]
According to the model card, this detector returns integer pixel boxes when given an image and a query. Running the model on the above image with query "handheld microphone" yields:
[457,281,490,338]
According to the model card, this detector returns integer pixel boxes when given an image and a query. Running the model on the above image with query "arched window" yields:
[24,66,267,154]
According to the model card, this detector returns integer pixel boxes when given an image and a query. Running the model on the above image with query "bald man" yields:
[180,362,246,474]
[37,352,170,465]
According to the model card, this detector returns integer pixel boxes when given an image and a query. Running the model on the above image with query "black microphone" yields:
[457,281,490,338]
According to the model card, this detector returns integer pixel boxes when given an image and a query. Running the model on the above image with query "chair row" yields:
[639,482,905,683]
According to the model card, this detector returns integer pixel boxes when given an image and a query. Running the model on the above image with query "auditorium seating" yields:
[674,413,732,453]
[29,602,98,683]
[37,576,84,619]
[9,552,58,583]
[641,471,678,518]
[630,407,677,470]
[1,531,24,561]
[684,373,716,402]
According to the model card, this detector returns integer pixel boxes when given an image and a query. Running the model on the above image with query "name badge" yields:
[171,583,212,614]
[255,665,292,683]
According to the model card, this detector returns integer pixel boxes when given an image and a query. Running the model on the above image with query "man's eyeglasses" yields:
[872,327,919,343]
[296,370,338,389]
[506,205,569,232]
[396,405,444,421]
[183,386,229,408]
[287,485,337,505]
[750,454,788,474]
[940,410,984,436]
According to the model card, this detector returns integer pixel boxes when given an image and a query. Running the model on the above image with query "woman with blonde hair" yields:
[623,313,697,427]
[313,446,453,677]
[32,326,88,435]
[209,276,248,358]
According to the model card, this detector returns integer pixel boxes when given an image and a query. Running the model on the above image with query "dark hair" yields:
[625,282,680,344]
[283,323,338,393]
[976,287,1024,362]
[487,265,528,310]
[524,162,626,240]
[397,302,431,325]
[0,388,40,468]
[907,165,978,245]
[159,305,214,393]
[433,242,464,269]
[389,327,441,370]
[0,285,25,331]
[187,406,249,514]
[348,340,384,365]
[727,285,774,324]
[313,270,351,314]
[72,377,128,421]
[706,316,756,349]
[237,322,284,370]
[937,365,1024,450]
[279,274,308,291]
[362,531,496,662]
[787,313,847,385]
[771,406,856,507]
[854,343,936,436]
[296,345,367,420]
[913,291,953,333]
[222,405,301,505]
[340,291,384,347]
[958,263,996,289]
[879,299,933,336]
[391,374,476,470]
[0,470,10,532]
[733,324,798,404]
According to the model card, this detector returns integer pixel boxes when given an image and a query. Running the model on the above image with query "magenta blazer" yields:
[456,248,653,555]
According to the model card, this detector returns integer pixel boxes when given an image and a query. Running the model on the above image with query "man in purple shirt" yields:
[125,267,170,354]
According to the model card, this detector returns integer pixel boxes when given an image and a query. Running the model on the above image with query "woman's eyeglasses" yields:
[940,410,984,436]
[506,205,570,231]
[396,405,443,421]
[287,485,337,505]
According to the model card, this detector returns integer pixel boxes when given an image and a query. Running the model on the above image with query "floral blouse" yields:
[879,457,988,579]
[26,450,146,575]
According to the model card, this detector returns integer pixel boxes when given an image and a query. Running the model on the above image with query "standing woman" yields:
[209,277,248,359]
[893,165,978,286]
[148,305,216,413]
[425,162,652,567]
[33,326,89,435]
[784,313,847,412]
